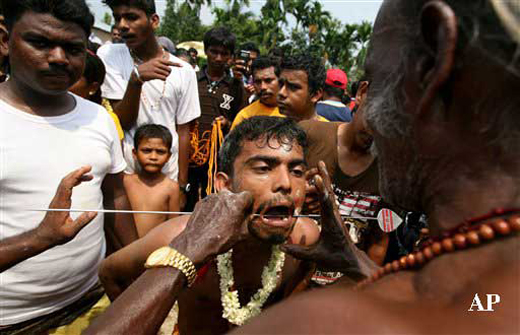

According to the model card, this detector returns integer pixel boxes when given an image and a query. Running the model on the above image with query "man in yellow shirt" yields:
[231,57,283,129]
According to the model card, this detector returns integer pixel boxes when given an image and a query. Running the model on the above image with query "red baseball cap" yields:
[325,69,348,90]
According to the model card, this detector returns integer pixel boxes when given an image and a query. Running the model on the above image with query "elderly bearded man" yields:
[87,117,323,334]
[231,0,520,334]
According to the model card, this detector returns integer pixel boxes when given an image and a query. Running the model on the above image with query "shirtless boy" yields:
[124,124,180,237]
[95,116,321,334]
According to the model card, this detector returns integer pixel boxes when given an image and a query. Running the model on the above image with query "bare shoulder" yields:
[290,217,320,246]
[123,173,139,187]
[164,177,180,192]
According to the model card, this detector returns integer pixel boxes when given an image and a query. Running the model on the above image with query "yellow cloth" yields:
[48,294,110,335]
[231,100,283,130]
[231,101,329,130]
[102,98,124,140]
[316,115,329,122]
[108,111,124,141]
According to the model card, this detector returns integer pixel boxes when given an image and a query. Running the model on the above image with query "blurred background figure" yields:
[110,24,123,44]
[69,51,124,141]
[316,69,352,122]
[158,36,176,54]
[188,47,200,71]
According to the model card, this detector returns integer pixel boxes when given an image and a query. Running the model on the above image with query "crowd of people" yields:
[0,0,519,334]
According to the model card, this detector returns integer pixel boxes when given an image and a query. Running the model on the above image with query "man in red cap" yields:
[316,69,352,122]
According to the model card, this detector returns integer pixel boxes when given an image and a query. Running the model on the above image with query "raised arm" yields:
[282,161,379,280]
[0,166,97,273]
[99,215,188,300]
[111,58,181,130]
[85,190,254,335]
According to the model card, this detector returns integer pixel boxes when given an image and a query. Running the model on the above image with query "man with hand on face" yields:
[230,0,520,334]
[231,57,284,129]
[98,0,200,210]
[277,54,329,122]
[0,0,137,333]
[300,81,389,287]
[87,117,322,335]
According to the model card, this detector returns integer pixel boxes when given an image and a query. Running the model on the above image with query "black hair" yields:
[240,42,260,55]
[350,80,361,98]
[82,51,106,104]
[103,0,156,16]
[281,54,325,95]
[218,116,308,176]
[251,56,280,78]
[188,47,198,55]
[133,124,173,150]
[1,0,94,37]
[323,84,345,100]
[111,24,119,32]
[203,27,236,54]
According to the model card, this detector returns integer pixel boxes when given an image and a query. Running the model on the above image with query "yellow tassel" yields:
[206,120,224,195]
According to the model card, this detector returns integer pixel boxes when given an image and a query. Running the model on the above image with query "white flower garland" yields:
[216,245,285,326]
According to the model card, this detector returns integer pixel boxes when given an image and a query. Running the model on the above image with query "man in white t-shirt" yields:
[0,0,137,332]
[98,0,201,209]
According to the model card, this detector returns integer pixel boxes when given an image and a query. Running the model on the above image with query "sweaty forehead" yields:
[235,138,304,164]
[12,11,87,42]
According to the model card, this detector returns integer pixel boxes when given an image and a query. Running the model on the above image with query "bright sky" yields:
[86,0,383,29]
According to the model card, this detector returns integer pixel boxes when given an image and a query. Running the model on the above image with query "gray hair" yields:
[365,0,520,148]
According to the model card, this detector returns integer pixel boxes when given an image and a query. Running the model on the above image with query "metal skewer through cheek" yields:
[28,208,377,221]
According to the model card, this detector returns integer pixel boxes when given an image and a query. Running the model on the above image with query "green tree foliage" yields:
[158,0,208,44]
[158,0,373,81]
[103,12,112,26]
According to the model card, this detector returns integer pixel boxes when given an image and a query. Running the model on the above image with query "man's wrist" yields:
[169,234,206,269]
[29,226,57,252]
[130,66,144,86]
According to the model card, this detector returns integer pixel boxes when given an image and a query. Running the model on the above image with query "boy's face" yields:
[277,69,320,121]
[111,6,159,50]
[206,45,232,73]
[133,138,171,174]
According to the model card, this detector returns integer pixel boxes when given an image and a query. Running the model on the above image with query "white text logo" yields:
[468,293,501,312]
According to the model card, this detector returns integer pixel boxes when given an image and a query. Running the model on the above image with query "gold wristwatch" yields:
[145,246,197,287]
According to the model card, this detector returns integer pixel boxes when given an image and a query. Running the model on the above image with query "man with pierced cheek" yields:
[96,116,320,334]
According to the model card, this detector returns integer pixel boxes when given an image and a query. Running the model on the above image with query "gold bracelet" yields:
[145,246,197,287]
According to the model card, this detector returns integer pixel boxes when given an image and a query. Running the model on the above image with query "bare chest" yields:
[177,251,301,335]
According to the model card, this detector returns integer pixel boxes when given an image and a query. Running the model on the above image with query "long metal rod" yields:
[28,208,377,220]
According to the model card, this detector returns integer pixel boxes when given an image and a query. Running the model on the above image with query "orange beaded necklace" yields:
[356,208,520,289]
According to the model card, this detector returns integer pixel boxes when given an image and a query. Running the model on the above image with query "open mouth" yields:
[259,204,295,227]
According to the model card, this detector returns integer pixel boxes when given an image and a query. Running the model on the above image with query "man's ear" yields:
[88,81,101,96]
[0,25,9,59]
[355,81,369,106]
[215,171,231,192]
[150,14,160,31]
[310,88,323,104]
[416,1,458,119]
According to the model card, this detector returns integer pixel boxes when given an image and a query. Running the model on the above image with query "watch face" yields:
[147,247,172,267]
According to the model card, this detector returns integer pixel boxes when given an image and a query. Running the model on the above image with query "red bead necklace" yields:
[356,208,520,289]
